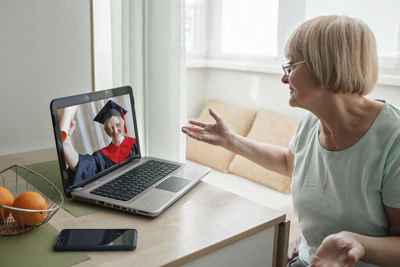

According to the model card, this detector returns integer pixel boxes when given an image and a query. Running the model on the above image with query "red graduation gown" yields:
[100,136,136,164]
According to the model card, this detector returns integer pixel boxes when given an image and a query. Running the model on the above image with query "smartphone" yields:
[54,229,137,251]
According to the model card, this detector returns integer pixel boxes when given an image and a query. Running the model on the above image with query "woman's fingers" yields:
[188,119,207,128]
[182,127,206,142]
[208,108,221,122]
[182,126,205,134]
[186,108,222,129]
[311,232,365,267]
[68,119,76,136]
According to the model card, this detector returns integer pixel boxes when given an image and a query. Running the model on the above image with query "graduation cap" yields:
[94,100,128,134]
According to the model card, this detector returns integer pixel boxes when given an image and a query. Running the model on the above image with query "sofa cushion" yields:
[229,109,298,194]
[186,100,257,172]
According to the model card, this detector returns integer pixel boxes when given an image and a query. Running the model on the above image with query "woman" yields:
[63,100,138,185]
[182,16,400,267]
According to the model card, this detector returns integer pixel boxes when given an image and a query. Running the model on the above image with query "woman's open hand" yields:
[310,232,365,267]
[182,108,233,148]
[68,119,76,136]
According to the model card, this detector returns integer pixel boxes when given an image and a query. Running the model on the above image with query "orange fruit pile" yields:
[0,186,14,220]
[12,192,48,226]
[0,187,48,226]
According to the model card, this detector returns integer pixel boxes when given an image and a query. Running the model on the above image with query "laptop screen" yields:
[51,87,141,196]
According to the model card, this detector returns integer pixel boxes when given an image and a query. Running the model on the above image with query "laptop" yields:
[50,86,210,216]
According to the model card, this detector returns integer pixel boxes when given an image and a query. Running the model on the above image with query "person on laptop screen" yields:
[62,100,138,185]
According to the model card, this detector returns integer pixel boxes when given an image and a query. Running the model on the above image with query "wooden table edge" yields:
[162,214,286,267]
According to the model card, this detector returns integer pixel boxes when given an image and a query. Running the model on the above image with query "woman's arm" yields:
[311,206,400,267]
[62,119,79,171]
[182,108,294,177]
[355,205,400,266]
[228,132,294,177]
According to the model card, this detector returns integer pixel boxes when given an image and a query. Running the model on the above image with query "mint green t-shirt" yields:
[289,102,400,266]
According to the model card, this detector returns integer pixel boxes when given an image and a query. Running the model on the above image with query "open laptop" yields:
[50,86,210,216]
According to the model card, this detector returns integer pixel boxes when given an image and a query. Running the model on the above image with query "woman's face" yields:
[106,116,124,141]
[281,59,322,110]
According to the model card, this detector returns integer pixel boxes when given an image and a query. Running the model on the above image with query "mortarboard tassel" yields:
[120,107,127,134]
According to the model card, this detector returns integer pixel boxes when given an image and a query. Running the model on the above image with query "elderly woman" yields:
[63,100,138,185]
[182,16,400,267]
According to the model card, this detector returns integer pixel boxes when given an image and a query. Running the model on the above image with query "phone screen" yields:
[54,229,137,251]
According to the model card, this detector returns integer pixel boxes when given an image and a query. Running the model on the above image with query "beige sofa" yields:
[186,100,301,255]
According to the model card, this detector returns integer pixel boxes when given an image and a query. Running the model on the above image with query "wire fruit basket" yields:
[0,165,64,236]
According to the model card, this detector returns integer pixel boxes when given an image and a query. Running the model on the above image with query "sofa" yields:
[186,100,301,255]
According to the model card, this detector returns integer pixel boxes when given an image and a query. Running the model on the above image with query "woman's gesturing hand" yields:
[310,232,365,267]
[68,119,76,136]
[181,108,233,148]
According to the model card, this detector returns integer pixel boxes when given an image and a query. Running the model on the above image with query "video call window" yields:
[56,95,138,187]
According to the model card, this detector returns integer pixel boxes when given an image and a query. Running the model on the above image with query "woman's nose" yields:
[281,74,289,84]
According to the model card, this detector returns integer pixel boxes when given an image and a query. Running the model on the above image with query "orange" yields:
[12,191,47,226]
[0,186,14,220]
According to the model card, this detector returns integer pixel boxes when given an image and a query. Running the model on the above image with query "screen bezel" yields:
[50,86,141,197]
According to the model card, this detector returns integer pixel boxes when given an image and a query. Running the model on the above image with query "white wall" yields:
[186,68,207,119]
[186,68,400,120]
[186,68,304,120]
[0,0,92,156]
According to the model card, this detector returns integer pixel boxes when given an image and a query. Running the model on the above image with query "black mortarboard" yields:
[94,100,128,125]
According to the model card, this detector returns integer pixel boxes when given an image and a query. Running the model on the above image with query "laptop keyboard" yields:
[91,160,180,201]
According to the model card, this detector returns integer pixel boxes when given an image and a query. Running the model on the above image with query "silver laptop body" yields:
[50,86,210,217]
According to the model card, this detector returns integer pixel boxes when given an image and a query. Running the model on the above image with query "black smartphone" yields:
[54,229,138,251]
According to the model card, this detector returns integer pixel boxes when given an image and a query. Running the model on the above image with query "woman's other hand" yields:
[182,108,233,149]
[310,232,365,267]
[63,118,79,171]
[68,119,76,137]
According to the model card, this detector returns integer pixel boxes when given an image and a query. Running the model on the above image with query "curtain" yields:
[143,0,186,162]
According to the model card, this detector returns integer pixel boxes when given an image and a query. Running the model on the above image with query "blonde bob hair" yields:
[104,115,125,137]
[285,15,378,95]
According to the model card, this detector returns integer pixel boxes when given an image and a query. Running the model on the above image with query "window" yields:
[186,0,400,85]
[185,0,207,57]
[305,0,400,59]
[186,0,294,72]
[220,0,278,57]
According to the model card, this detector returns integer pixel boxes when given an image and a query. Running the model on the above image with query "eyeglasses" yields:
[282,61,305,76]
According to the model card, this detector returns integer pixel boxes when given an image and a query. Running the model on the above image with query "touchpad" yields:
[155,176,191,192]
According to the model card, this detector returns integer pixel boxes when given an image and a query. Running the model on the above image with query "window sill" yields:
[187,58,282,75]
[187,58,400,87]
[377,74,400,87]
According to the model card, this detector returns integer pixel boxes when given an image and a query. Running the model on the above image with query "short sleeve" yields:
[289,131,297,154]
[289,112,309,154]
[382,131,400,208]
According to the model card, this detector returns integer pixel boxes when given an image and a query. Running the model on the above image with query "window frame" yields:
[186,0,305,74]
[186,0,400,86]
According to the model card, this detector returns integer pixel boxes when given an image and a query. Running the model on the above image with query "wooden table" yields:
[0,149,289,267]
